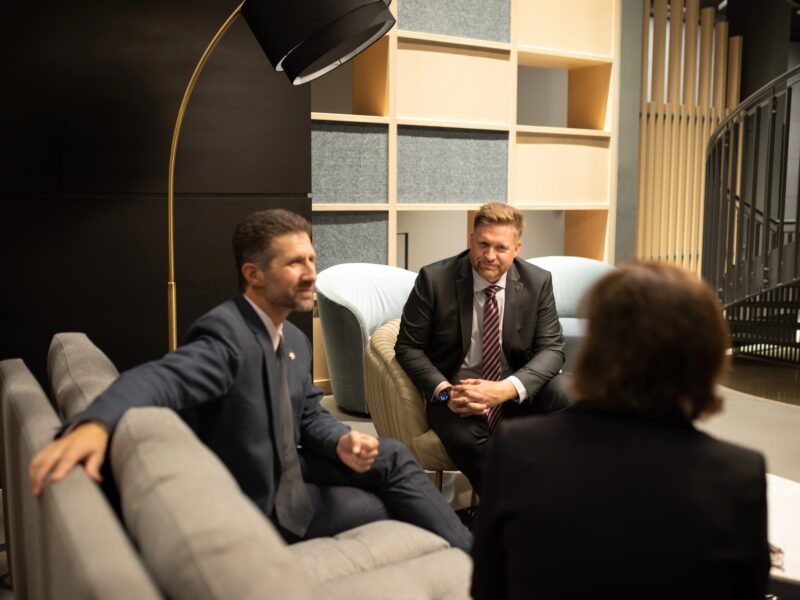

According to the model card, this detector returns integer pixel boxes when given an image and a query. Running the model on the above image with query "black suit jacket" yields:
[395,251,565,401]
[471,403,770,600]
[72,296,349,516]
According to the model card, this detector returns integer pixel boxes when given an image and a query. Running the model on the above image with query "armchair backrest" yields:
[316,263,417,414]
[526,256,615,318]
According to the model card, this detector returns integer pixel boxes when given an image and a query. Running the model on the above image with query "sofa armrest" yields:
[0,358,160,600]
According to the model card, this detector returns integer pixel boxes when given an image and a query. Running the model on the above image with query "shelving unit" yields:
[310,0,620,270]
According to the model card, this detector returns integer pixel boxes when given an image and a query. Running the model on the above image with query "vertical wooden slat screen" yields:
[636,1,743,272]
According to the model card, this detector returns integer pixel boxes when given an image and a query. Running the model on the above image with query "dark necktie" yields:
[273,341,314,537]
[482,285,503,432]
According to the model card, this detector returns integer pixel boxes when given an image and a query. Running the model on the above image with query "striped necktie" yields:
[482,285,503,432]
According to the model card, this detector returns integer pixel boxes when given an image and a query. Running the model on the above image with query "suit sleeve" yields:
[394,267,448,401]
[471,427,511,600]
[734,453,770,600]
[512,271,565,398]
[62,311,243,435]
[297,335,350,459]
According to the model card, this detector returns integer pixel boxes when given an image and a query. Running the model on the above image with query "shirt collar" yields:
[243,294,283,352]
[472,269,508,294]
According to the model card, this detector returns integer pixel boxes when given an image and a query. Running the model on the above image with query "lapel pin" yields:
[288,351,296,361]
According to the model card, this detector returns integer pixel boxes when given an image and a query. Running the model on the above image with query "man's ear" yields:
[241,262,264,290]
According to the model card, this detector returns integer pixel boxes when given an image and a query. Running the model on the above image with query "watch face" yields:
[437,388,451,403]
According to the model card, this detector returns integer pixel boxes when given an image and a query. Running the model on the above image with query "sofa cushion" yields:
[289,519,451,582]
[110,407,316,600]
[48,332,119,419]
[322,547,472,600]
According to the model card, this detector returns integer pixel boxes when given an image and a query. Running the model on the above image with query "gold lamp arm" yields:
[167,1,245,351]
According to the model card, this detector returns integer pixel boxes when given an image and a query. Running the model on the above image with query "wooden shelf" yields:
[516,0,616,58]
[514,134,610,205]
[515,125,610,139]
[396,203,485,211]
[311,112,391,125]
[517,46,612,70]
[396,38,511,124]
[312,204,390,211]
[397,30,512,53]
[512,202,610,211]
[398,117,510,131]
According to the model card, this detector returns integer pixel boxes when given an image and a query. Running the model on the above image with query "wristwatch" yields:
[433,386,453,404]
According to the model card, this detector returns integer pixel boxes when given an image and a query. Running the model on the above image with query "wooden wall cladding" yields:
[636,0,742,272]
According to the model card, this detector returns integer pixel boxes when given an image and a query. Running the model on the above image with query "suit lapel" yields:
[233,296,285,445]
[503,262,524,355]
[456,256,474,358]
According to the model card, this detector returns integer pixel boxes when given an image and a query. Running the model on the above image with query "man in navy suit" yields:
[30,209,471,550]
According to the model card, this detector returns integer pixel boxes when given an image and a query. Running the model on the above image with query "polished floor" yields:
[722,356,800,407]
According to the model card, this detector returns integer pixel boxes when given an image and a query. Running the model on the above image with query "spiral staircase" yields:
[703,65,800,365]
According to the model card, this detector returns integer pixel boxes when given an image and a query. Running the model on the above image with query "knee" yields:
[378,437,415,463]
[540,374,571,412]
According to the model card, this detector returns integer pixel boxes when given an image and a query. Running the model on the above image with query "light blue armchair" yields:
[316,263,418,415]
[526,256,615,372]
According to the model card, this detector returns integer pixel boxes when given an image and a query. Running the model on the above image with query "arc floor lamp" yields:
[167,0,396,350]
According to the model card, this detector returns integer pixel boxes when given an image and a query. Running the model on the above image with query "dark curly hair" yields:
[573,261,729,421]
[232,209,311,291]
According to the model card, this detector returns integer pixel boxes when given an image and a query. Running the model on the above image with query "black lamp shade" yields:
[242,0,395,85]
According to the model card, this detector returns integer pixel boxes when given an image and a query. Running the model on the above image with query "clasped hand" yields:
[447,378,516,417]
[336,430,379,473]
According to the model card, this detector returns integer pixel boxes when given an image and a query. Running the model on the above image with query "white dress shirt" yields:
[244,294,283,351]
[435,270,527,403]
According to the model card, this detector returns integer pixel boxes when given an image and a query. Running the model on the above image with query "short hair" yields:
[473,203,525,240]
[573,261,729,421]
[232,209,311,291]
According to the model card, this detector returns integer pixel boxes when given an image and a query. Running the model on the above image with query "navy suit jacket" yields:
[395,251,565,402]
[72,295,349,516]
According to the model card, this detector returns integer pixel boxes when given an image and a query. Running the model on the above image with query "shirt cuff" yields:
[506,376,527,403]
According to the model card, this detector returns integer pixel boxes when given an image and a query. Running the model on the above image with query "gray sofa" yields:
[0,333,471,600]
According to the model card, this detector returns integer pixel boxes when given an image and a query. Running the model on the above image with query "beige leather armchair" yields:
[364,318,456,489]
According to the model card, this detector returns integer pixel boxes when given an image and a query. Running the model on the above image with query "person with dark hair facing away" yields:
[30,209,471,551]
[395,203,570,517]
[471,261,770,599]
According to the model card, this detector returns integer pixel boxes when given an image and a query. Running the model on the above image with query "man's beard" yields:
[268,285,314,313]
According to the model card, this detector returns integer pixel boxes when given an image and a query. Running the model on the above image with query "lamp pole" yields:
[167,2,245,351]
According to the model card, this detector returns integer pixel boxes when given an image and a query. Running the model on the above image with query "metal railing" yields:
[702,65,800,364]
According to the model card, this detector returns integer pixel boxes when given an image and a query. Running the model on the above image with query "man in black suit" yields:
[30,209,471,551]
[471,262,770,599]
[395,203,568,493]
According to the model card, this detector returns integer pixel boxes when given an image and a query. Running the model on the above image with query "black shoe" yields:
[455,506,479,530]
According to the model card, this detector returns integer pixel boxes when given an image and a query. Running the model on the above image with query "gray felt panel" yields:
[398,0,509,43]
[312,122,388,203]
[312,212,388,272]
[398,126,508,203]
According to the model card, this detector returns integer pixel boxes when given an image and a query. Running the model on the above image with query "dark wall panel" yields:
[1,0,312,384]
